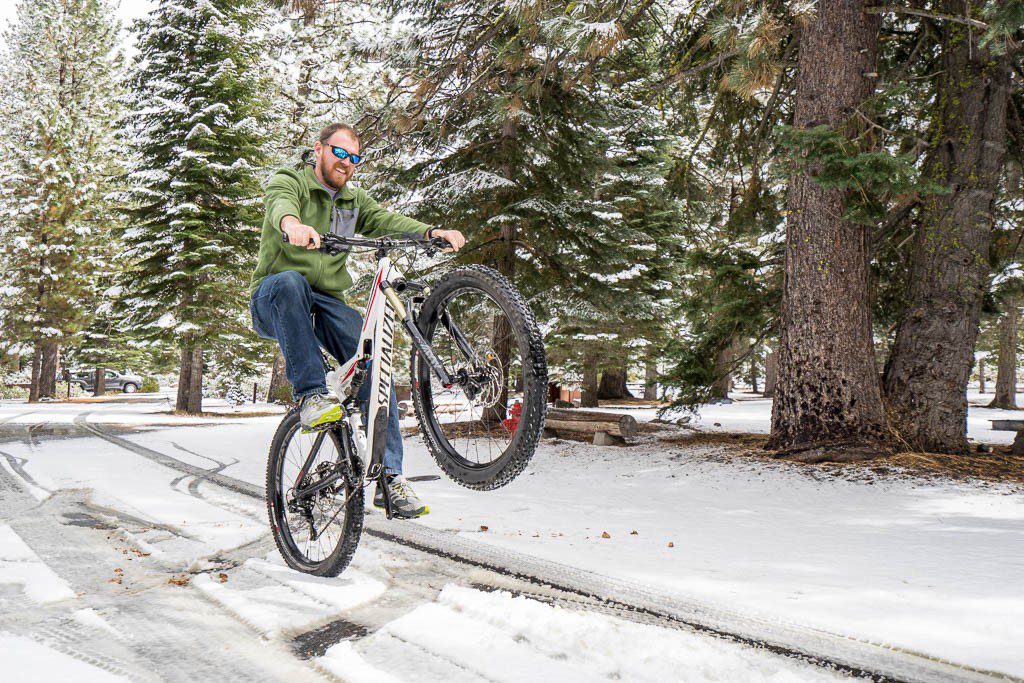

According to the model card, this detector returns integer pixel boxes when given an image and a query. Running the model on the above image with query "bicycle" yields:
[266,232,548,576]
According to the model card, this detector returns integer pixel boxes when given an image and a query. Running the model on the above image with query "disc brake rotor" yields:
[461,348,503,407]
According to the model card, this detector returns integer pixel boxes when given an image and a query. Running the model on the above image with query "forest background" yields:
[1,0,1022,460]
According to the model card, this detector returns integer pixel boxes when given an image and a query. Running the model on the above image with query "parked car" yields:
[70,370,144,393]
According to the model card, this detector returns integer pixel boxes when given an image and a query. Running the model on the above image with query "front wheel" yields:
[266,410,364,576]
[411,265,547,490]
[122,383,138,393]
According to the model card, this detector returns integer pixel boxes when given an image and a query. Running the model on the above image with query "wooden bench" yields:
[990,420,1024,455]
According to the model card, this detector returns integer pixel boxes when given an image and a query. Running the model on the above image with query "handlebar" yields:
[281,231,451,256]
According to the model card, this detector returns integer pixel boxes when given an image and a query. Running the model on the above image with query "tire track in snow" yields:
[1,471,324,682]
[73,415,1017,683]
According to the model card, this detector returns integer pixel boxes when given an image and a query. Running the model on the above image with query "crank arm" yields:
[294,468,344,502]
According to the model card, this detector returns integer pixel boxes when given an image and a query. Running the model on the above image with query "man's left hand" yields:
[431,229,466,252]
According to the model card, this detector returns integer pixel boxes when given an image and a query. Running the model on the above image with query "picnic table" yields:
[990,419,1024,455]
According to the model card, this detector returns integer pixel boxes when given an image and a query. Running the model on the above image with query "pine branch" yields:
[863,5,988,30]
[648,48,741,99]
[871,198,919,250]
[751,38,798,168]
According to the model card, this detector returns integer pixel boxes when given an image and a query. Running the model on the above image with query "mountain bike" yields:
[266,232,548,576]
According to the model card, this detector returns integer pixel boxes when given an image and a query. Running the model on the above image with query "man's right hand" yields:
[281,215,320,250]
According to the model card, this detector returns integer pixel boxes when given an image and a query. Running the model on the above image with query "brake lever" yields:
[426,236,451,255]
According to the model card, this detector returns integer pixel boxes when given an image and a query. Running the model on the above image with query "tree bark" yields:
[882,7,1010,453]
[710,337,738,401]
[978,357,986,394]
[267,351,292,403]
[176,346,192,412]
[763,349,778,398]
[597,366,632,400]
[643,361,658,400]
[546,409,638,438]
[187,347,203,414]
[482,219,517,425]
[580,352,599,408]
[93,366,106,397]
[29,348,42,403]
[989,298,1018,409]
[483,312,513,424]
[176,345,205,413]
[29,340,59,402]
[767,1,891,459]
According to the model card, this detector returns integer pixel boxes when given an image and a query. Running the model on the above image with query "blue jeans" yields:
[250,270,404,475]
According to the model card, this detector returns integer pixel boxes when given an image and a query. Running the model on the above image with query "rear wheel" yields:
[266,410,364,576]
[411,265,547,490]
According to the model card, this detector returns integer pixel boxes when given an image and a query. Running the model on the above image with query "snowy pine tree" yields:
[354,0,679,404]
[0,0,125,402]
[120,0,274,413]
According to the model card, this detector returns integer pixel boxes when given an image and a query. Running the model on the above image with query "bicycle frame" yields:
[289,238,472,519]
[290,253,452,509]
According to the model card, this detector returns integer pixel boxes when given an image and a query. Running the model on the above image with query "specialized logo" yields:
[377,304,395,408]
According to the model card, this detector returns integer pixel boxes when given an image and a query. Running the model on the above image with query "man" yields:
[249,123,465,518]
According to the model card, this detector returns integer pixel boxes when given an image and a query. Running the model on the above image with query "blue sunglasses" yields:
[329,145,362,165]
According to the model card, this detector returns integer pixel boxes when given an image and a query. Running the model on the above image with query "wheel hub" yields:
[458,349,503,407]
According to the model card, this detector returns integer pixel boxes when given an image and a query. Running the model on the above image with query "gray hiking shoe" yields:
[299,392,344,432]
[374,475,429,518]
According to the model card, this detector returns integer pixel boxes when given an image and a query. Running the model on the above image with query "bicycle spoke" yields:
[275,421,353,567]
[421,285,525,468]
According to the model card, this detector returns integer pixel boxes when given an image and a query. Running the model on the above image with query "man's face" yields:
[315,131,360,190]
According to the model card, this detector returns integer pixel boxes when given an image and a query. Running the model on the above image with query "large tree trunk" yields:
[176,347,192,412]
[93,366,106,397]
[176,345,204,414]
[187,347,203,414]
[29,349,42,403]
[882,10,1010,453]
[763,349,778,398]
[989,299,1018,410]
[643,361,658,400]
[29,340,59,402]
[767,1,891,460]
[597,366,632,400]
[288,6,318,147]
[580,352,599,408]
[480,224,517,425]
[710,337,738,402]
[267,351,291,403]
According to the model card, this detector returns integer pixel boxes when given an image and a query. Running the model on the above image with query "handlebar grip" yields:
[281,229,319,248]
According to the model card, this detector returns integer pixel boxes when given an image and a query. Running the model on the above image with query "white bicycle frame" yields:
[325,255,405,481]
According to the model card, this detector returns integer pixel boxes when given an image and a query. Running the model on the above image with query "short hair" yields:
[318,123,360,147]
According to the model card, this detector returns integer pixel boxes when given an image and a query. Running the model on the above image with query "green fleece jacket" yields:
[250,165,431,300]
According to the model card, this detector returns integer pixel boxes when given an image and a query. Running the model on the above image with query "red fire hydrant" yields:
[502,401,522,434]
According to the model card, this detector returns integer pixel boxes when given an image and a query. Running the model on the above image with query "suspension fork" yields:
[383,282,479,387]
[380,281,457,387]
[439,307,479,363]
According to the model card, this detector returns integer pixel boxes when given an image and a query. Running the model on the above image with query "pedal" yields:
[300,420,342,435]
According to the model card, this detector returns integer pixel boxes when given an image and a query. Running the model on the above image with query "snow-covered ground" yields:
[1,393,1021,680]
